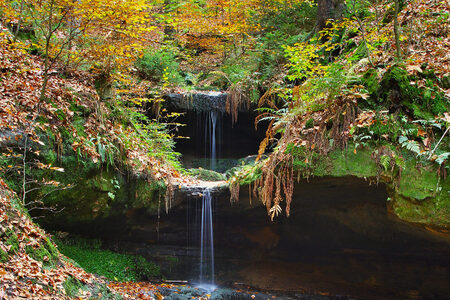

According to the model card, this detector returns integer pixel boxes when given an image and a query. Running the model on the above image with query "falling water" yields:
[210,112,217,170]
[203,111,220,171]
[199,189,215,289]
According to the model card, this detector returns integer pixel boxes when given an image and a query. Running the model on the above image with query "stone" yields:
[163,91,243,113]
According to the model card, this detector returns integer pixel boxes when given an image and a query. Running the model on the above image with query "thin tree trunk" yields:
[393,0,402,60]
[40,66,49,101]
[22,134,28,205]
[355,16,374,67]
[40,1,54,101]
[13,0,24,42]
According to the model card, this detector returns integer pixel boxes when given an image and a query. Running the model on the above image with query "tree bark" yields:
[393,0,402,60]
[315,0,345,33]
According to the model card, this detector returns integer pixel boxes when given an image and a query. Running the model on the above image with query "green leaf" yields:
[436,152,450,165]
[380,155,390,171]
[399,136,408,144]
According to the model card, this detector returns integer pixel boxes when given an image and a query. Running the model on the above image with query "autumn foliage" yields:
[0,178,111,298]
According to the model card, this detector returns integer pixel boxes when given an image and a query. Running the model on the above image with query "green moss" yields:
[32,149,166,232]
[63,276,85,298]
[363,68,378,96]
[391,159,450,227]
[133,179,166,213]
[377,66,448,118]
[24,237,59,265]
[288,143,449,228]
[91,283,123,300]
[397,160,439,200]
[304,118,314,129]
[165,256,179,263]
[63,276,122,300]
[26,244,54,265]
[392,187,449,228]
[45,237,59,258]
[188,168,226,181]
[5,229,19,254]
[0,247,8,263]
[327,147,377,178]
[55,236,160,282]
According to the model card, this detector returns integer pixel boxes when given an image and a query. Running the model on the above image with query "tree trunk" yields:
[40,67,49,101]
[315,0,345,33]
[393,0,402,60]
[13,0,24,42]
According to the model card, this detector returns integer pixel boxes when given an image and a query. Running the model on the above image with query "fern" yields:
[394,155,406,170]
[398,135,408,144]
[405,141,421,154]
[436,152,450,165]
[380,155,390,171]
[399,136,421,155]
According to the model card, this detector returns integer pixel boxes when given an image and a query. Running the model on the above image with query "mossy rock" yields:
[379,66,417,107]
[377,66,448,118]
[324,147,377,178]
[397,160,441,200]
[287,144,449,229]
[361,68,379,107]
[188,168,226,181]
[31,150,165,235]
[391,160,450,228]
[63,276,121,299]
[25,237,59,265]
[391,190,449,229]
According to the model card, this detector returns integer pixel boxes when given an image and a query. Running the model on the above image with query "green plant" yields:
[25,237,59,266]
[63,277,85,298]
[136,47,183,84]
[55,236,160,282]
[126,109,181,170]
[63,276,122,299]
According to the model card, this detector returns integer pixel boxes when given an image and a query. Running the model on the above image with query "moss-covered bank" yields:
[296,146,449,229]
[30,150,167,235]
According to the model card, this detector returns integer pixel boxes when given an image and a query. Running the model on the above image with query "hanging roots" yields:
[229,178,240,204]
[164,176,174,214]
[330,100,358,149]
[249,97,358,220]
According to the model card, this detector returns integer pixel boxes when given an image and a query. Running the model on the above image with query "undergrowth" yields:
[55,236,160,282]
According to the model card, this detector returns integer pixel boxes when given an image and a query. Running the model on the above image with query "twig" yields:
[22,134,28,205]
[428,126,449,160]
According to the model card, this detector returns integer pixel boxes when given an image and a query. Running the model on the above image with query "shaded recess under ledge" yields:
[163,91,267,172]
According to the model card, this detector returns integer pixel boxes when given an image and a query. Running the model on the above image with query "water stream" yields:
[198,188,215,290]
[202,110,221,171]
[209,112,217,170]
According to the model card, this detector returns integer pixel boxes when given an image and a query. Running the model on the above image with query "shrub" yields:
[136,47,183,84]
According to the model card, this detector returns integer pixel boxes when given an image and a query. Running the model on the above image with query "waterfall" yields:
[210,111,217,170]
[199,189,215,289]
[203,111,221,171]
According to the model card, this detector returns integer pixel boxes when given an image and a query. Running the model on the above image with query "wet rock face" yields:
[163,91,266,172]
[164,92,229,113]
[113,177,450,300]
[173,110,266,172]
